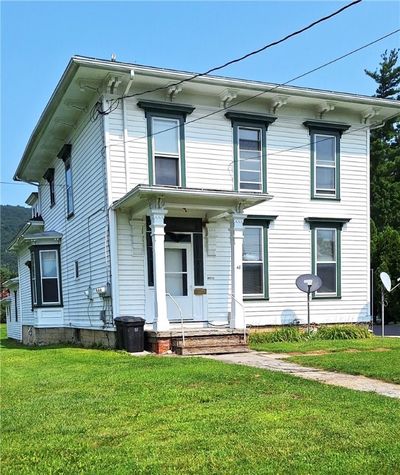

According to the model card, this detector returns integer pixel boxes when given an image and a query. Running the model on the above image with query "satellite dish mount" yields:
[295,274,322,334]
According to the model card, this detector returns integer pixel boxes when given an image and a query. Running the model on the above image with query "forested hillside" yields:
[1,205,31,272]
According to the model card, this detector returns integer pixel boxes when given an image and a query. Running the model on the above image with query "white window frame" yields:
[39,249,61,305]
[314,227,338,296]
[238,126,263,193]
[152,116,181,186]
[314,133,337,198]
[243,225,264,298]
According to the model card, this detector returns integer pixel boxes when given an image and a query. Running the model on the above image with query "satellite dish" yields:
[296,274,322,293]
[380,272,392,292]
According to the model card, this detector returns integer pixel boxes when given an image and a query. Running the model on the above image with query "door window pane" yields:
[153,118,179,155]
[165,248,187,296]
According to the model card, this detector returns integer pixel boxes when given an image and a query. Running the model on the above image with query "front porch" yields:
[112,185,272,339]
[144,327,248,355]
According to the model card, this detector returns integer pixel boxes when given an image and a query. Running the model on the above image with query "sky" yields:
[1,0,399,206]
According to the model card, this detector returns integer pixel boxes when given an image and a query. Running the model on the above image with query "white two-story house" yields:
[7,55,399,352]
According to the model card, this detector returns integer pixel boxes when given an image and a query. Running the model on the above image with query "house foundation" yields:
[22,326,116,348]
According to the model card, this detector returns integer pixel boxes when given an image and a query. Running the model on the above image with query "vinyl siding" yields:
[31,109,110,328]
[108,95,369,325]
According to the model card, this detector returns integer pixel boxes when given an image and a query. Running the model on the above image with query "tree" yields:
[365,49,400,322]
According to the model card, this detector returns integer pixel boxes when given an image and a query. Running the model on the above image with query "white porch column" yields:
[230,212,246,329]
[150,206,169,331]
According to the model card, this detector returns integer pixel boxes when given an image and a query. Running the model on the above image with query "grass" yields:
[250,334,400,384]
[1,326,400,474]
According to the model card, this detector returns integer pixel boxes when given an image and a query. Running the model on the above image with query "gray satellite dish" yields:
[295,274,322,334]
[380,272,392,292]
[296,274,322,293]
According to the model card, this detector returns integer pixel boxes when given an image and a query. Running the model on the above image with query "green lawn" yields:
[1,327,400,474]
[250,336,400,384]
[249,336,400,353]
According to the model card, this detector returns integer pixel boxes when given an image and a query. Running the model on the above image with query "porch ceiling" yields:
[112,185,272,219]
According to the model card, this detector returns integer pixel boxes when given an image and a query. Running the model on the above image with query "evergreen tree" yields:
[365,49,400,322]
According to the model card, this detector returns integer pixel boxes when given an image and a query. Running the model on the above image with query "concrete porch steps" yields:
[174,344,249,356]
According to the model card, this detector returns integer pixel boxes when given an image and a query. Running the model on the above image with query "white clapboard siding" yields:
[18,247,34,328]
[35,109,110,328]
[6,287,22,341]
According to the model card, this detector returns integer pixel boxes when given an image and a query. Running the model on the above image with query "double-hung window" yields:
[137,101,195,188]
[242,216,275,299]
[29,245,63,307]
[306,217,350,299]
[226,112,276,193]
[303,121,350,200]
[153,117,180,186]
[57,144,74,217]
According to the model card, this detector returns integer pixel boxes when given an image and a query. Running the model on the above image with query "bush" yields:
[249,326,306,344]
[314,325,371,340]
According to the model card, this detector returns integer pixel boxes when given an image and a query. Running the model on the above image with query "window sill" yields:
[311,196,340,201]
[312,295,341,300]
[243,296,269,301]
[33,304,64,309]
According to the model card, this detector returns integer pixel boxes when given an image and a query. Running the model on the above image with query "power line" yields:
[117,0,363,102]
[109,28,400,150]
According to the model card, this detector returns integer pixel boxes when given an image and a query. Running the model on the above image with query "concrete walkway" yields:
[206,351,400,399]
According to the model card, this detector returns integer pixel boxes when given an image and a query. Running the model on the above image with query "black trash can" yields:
[114,316,145,352]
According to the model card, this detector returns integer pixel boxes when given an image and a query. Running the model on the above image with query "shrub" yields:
[249,326,306,344]
[314,325,371,340]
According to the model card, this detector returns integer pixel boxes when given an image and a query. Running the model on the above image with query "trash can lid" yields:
[114,316,145,323]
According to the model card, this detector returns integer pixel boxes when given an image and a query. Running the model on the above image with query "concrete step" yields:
[176,345,250,356]
[172,335,246,348]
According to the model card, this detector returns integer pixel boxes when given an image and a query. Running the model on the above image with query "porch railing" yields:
[230,294,247,344]
[166,293,185,349]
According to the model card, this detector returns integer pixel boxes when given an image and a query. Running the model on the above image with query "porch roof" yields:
[112,185,272,218]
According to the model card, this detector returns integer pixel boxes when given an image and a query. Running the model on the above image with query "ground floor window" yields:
[29,244,63,307]
[243,216,274,299]
[306,217,349,299]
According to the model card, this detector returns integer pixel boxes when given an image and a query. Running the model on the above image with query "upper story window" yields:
[43,168,55,207]
[29,244,63,307]
[57,144,74,217]
[303,121,350,201]
[305,217,350,299]
[225,111,276,193]
[153,117,180,186]
[137,101,195,188]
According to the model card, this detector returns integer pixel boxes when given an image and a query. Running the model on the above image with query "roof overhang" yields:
[112,185,272,219]
[14,55,400,183]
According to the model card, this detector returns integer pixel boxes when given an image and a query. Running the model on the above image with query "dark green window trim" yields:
[29,244,63,308]
[304,120,350,202]
[306,218,349,300]
[138,101,195,188]
[225,112,276,193]
[243,215,276,300]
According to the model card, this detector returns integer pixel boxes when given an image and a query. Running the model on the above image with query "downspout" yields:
[102,97,120,322]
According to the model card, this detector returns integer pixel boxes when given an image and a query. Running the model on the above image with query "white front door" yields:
[165,242,193,321]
